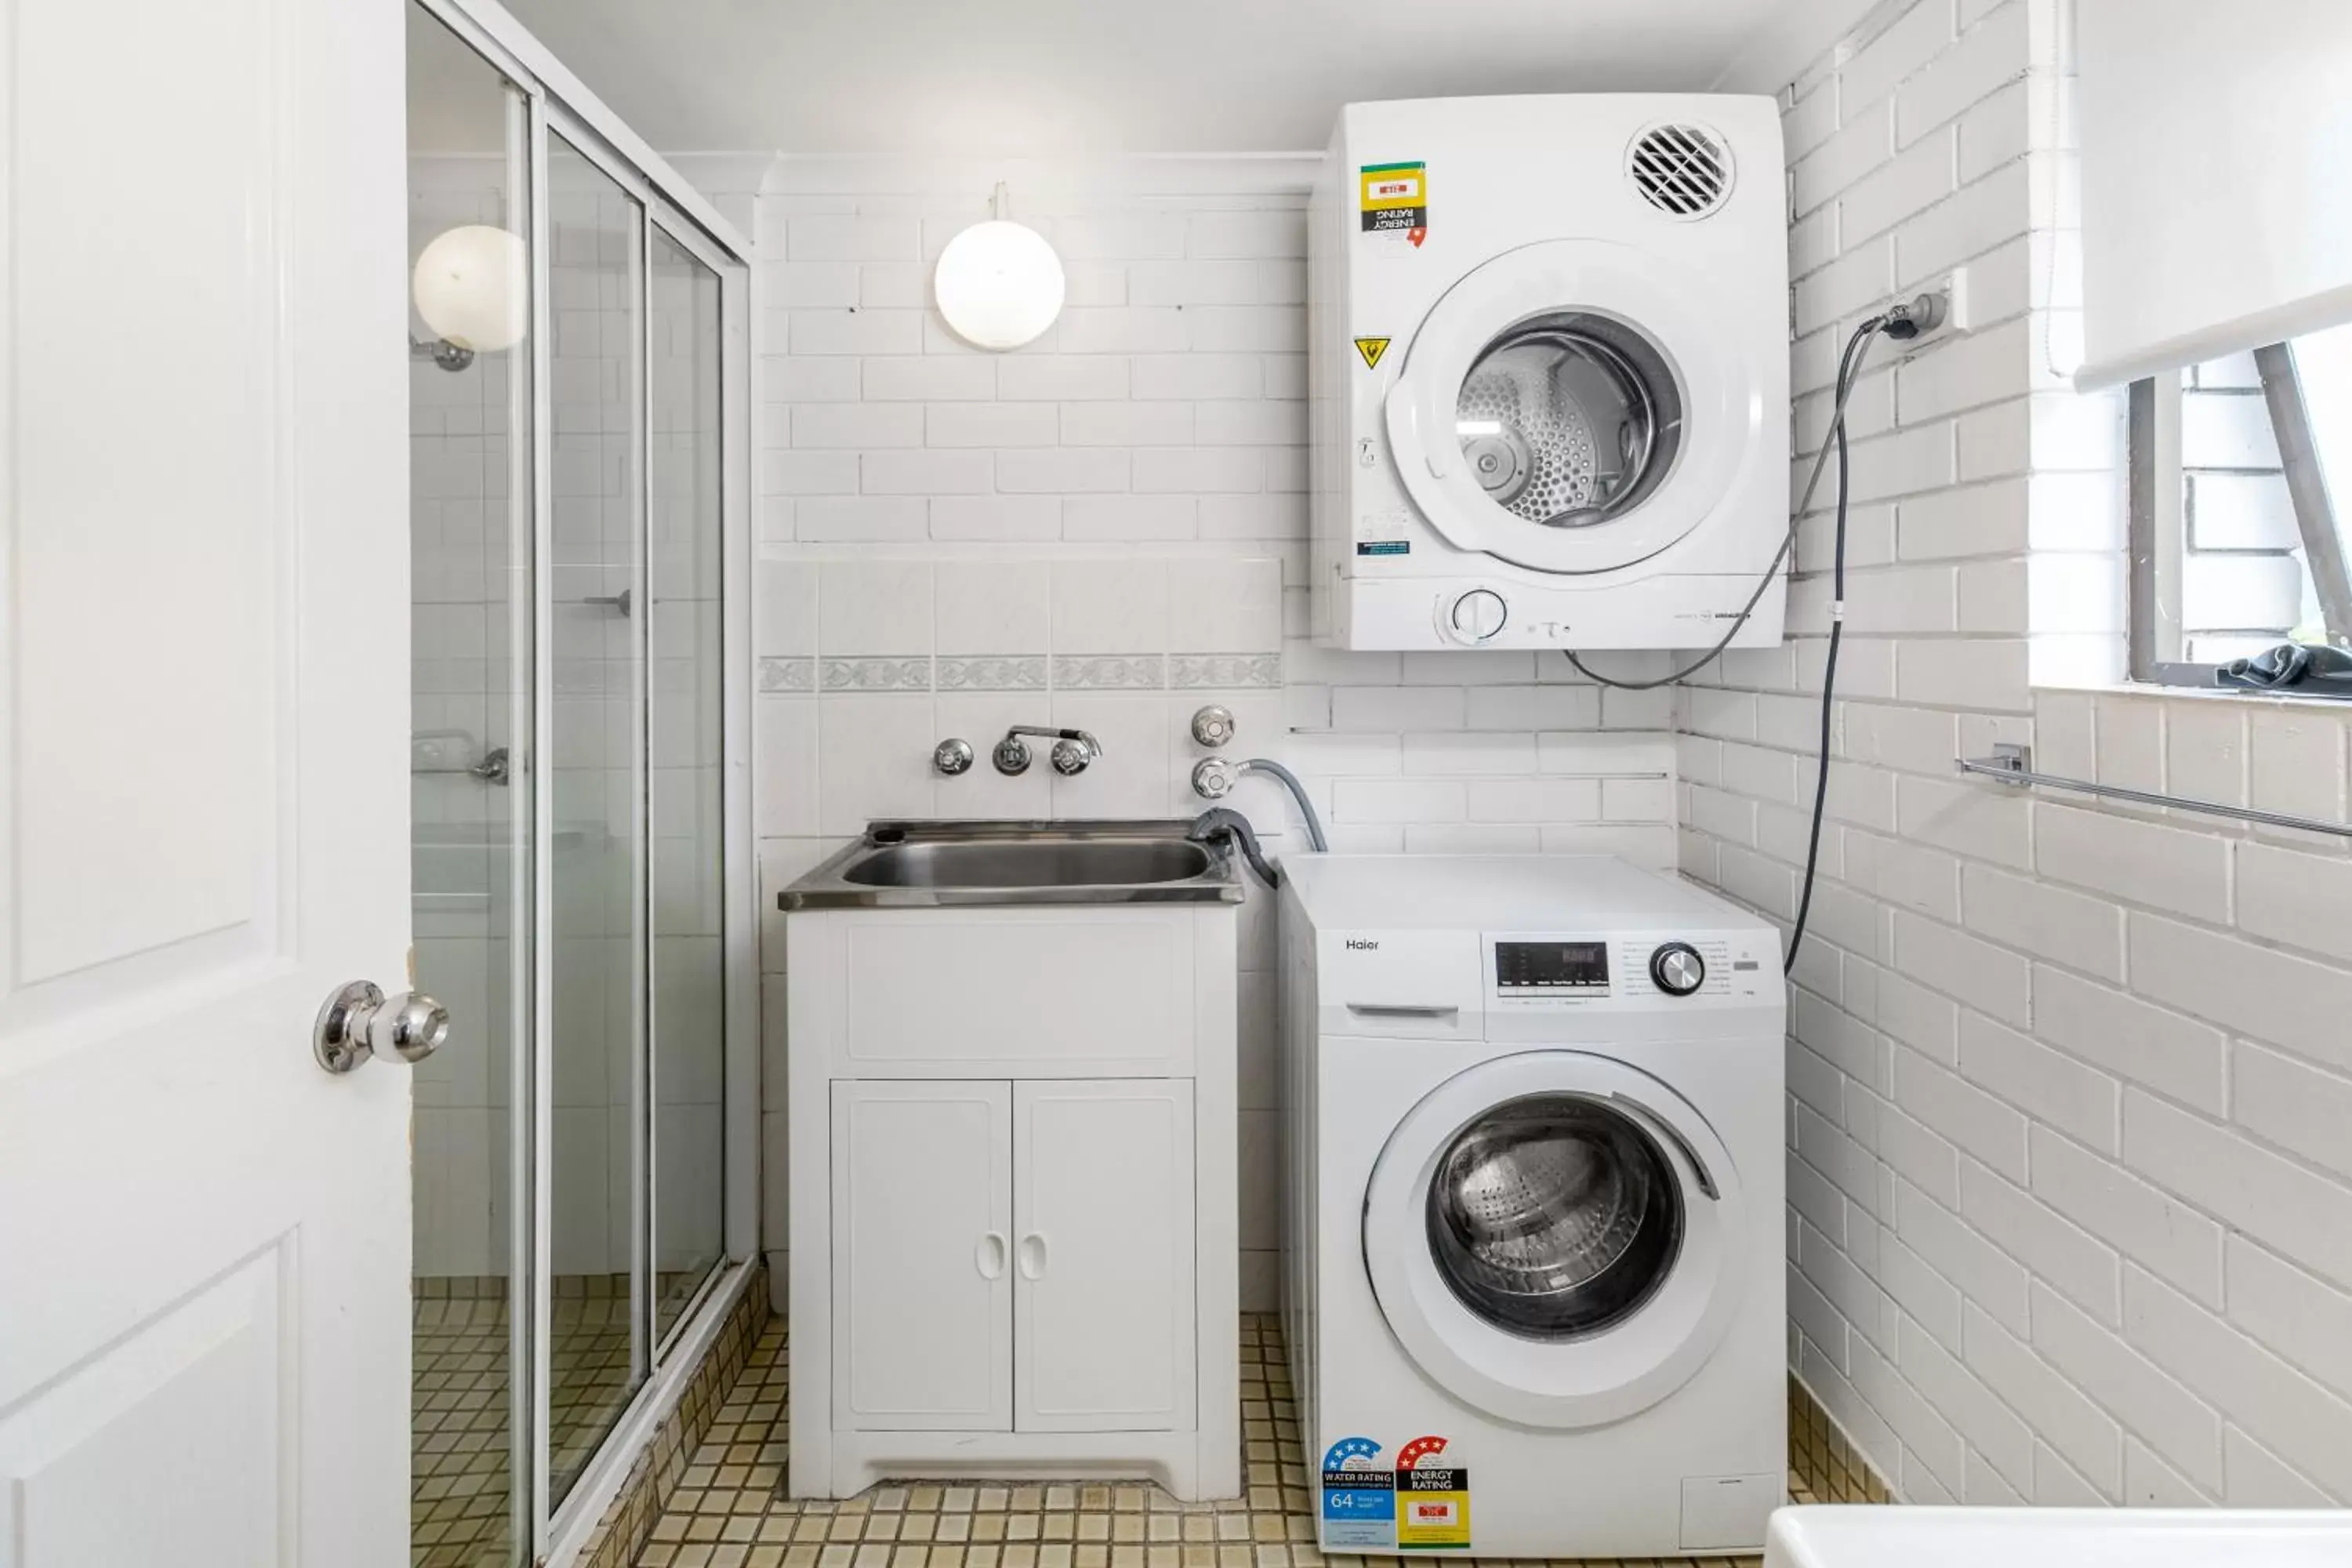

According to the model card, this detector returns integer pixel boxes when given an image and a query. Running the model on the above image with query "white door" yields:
[830,1080,1014,1432]
[0,0,412,1563]
[1014,1080,1196,1432]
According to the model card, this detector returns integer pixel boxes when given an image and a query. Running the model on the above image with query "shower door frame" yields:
[412,2,760,1562]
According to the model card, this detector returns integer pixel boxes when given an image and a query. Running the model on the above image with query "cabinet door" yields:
[1014,1080,1196,1432]
[831,1080,1013,1431]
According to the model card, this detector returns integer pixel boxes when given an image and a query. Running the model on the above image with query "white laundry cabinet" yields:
[786,903,1240,1500]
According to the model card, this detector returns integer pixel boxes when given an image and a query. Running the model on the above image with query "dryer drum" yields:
[1425,1093,1686,1340]
[1452,312,1685,530]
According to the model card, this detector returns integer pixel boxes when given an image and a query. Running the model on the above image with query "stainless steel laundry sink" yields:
[779,820,1244,909]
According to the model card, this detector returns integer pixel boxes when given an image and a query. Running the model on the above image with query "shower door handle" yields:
[314,981,449,1074]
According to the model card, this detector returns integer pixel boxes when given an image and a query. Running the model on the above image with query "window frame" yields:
[2127,341,2352,687]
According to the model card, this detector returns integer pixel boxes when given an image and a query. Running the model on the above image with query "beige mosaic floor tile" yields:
[411,1272,708,1568]
[629,1316,1869,1568]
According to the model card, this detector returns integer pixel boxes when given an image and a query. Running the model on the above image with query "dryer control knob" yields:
[1448,589,1508,644]
[1650,942,1706,996]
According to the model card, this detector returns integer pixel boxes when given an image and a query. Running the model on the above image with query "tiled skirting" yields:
[624,1319,1897,1568]
[574,1260,773,1568]
[1788,1376,1896,1506]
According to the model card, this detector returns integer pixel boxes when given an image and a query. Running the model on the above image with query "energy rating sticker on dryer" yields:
[1319,1436,1396,1548]
[1395,1435,1471,1550]
[1359,161,1428,245]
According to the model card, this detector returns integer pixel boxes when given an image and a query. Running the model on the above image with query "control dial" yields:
[1649,942,1705,996]
[1448,588,1508,644]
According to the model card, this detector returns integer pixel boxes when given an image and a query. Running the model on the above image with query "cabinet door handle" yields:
[1017,1232,1049,1280]
[975,1232,1007,1280]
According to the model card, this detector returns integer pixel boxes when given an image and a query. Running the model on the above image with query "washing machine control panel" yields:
[1483,931,1775,1011]
[1494,939,1609,993]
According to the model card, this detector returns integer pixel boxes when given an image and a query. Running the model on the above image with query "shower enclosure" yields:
[405,4,753,1562]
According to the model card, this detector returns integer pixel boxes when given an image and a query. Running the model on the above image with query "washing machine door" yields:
[1362,1050,1747,1429]
[1384,239,1762,575]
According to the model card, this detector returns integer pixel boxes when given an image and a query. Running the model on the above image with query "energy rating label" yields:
[1395,1435,1471,1551]
[1359,161,1428,246]
[1319,1436,1396,1549]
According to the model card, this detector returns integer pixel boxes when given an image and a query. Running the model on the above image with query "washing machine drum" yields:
[1426,1093,1682,1339]
[1454,317,1682,532]
[1361,1051,1749,1429]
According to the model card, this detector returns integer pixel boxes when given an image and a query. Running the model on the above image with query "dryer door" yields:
[1362,1049,1747,1429]
[1384,238,1764,575]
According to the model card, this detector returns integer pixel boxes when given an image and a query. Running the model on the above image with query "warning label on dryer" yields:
[1359,162,1428,245]
[1319,1437,1396,1548]
[1396,1436,1470,1551]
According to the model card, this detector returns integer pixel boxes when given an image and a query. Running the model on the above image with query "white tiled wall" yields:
[1686,0,2352,1508]
[742,166,1682,1308]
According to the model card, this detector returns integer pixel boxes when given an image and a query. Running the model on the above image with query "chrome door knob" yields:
[314,980,450,1074]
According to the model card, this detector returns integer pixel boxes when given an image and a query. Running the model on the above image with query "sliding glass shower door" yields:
[544,129,650,1503]
[406,8,535,1563]
[648,228,728,1345]
[405,2,750,1559]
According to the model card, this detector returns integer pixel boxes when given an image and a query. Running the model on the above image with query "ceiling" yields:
[488,0,1875,156]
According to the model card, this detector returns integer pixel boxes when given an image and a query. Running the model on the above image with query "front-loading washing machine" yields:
[1279,855,1786,1558]
[1308,96,1791,651]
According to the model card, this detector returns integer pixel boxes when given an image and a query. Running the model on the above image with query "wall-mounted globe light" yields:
[934,185,1064,351]
[411,223,529,371]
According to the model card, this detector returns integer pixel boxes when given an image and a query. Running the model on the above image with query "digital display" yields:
[1496,941,1610,992]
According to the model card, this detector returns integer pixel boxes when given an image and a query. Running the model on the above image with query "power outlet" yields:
[1935,265,1974,334]
[1893,267,1973,343]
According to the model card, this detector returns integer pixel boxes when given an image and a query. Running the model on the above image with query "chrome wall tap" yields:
[994,724,1103,776]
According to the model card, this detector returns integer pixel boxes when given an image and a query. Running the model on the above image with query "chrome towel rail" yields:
[1956,743,2352,840]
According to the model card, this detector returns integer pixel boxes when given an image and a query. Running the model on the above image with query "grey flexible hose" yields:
[1189,808,1283,889]
[1236,758,1328,851]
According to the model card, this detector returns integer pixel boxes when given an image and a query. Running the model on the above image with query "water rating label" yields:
[1319,1437,1395,1548]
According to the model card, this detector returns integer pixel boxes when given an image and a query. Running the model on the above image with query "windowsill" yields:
[2034,677,2352,713]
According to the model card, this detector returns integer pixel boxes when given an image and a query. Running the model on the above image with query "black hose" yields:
[1786,318,1885,975]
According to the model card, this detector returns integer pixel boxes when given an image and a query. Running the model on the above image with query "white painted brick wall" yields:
[1686,0,2352,1509]
[739,163,1681,1309]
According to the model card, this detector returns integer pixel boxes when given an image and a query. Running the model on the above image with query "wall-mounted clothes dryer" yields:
[1309,96,1791,652]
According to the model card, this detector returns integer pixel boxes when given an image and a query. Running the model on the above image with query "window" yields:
[2129,326,2352,688]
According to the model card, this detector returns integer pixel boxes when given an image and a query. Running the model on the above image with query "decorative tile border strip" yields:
[1789,1374,1896,1504]
[821,656,931,693]
[938,655,1047,692]
[1171,652,1282,690]
[1053,654,1165,691]
[573,1258,771,1568]
[757,656,815,694]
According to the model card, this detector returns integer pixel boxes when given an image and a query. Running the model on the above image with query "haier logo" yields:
[1345,938,1380,951]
